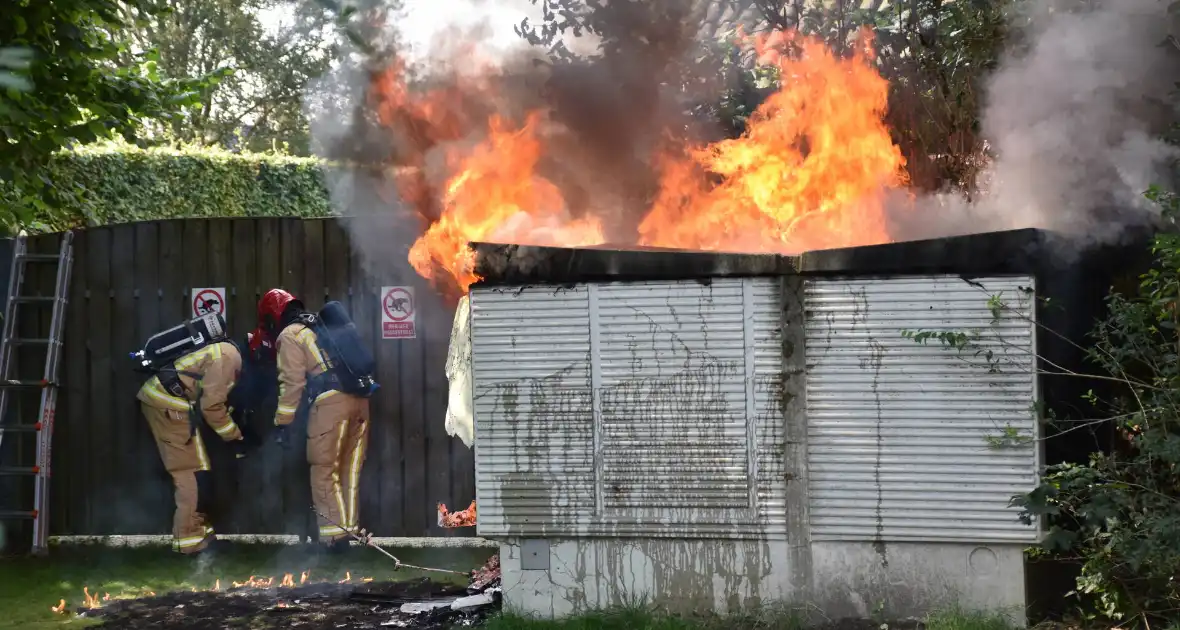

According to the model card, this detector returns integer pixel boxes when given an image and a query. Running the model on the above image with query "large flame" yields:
[639,31,905,252]
[375,28,905,296]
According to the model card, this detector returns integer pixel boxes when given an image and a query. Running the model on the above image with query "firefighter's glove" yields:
[239,422,262,450]
[231,438,247,460]
[274,425,291,449]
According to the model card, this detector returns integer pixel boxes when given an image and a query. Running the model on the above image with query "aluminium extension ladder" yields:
[0,232,74,555]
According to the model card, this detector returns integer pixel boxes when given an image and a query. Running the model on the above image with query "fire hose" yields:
[310,506,469,576]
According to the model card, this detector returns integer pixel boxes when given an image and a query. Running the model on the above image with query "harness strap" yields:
[156,368,205,444]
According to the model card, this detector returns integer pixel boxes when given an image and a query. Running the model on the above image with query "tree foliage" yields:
[1011,186,1180,624]
[124,0,340,155]
[0,0,208,234]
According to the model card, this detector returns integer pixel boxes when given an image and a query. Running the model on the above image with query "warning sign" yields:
[192,287,227,320]
[381,286,416,340]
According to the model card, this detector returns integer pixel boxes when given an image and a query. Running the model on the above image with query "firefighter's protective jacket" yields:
[136,341,244,442]
[273,323,338,426]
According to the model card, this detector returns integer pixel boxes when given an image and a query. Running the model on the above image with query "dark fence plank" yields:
[229,219,262,534]
[424,292,451,536]
[58,231,90,534]
[110,226,139,534]
[345,225,383,535]
[85,229,114,534]
[132,222,168,534]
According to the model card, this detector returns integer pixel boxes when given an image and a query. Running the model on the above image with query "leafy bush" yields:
[1013,186,1180,624]
[10,143,333,232]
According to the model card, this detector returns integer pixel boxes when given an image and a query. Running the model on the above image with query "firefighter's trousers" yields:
[142,404,215,554]
[307,393,370,543]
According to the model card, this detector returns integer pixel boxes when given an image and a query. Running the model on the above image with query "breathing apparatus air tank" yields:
[131,313,229,372]
[315,301,378,397]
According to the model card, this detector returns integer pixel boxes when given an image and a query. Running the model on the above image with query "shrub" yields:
[12,143,333,232]
[1013,187,1180,625]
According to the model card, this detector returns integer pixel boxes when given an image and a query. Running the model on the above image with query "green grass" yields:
[484,606,807,630]
[925,607,1021,630]
[0,543,491,629]
[482,604,1019,630]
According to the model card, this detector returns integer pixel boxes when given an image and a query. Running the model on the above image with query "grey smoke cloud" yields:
[888,0,1180,247]
[307,0,1178,287]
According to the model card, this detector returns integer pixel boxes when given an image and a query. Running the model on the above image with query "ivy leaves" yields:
[0,0,213,234]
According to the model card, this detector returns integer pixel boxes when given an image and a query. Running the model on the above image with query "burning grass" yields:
[0,542,490,629]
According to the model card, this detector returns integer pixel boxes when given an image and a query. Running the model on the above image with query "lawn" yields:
[0,544,1022,630]
[0,543,491,629]
[482,606,1020,630]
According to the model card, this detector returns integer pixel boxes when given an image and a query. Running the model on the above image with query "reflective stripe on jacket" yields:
[137,341,243,441]
[273,323,339,426]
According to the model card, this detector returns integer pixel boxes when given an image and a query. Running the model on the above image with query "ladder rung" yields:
[0,380,52,388]
[0,465,39,475]
[17,254,61,263]
[0,423,42,434]
[12,296,56,304]
[10,338,50,345]
[0,510,37,519]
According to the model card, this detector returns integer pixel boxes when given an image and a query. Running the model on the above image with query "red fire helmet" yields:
[257,288,298,331]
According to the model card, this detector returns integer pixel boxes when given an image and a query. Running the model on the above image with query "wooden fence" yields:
[0,217,472,539]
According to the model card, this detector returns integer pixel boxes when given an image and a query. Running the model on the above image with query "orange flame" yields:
[406,113,606,293]
[213,579,221,592]
[375,28,905,298]
[301,570,310,585]
[51,599,66,614]
[339,571,352,584]
[232,575,276,589]
[83,587,100,609]
[438,500,477,528]
[639,30,904,252]
[281,573,295,588]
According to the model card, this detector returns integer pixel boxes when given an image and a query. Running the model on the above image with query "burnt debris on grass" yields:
[77,554,505,630]
[80,578,494,629]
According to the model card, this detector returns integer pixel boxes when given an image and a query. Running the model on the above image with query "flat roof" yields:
[468,228,1055,287]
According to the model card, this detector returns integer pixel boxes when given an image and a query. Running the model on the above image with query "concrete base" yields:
[809,541,1026,624]
[498,538,1026,624]
[500,538,793,618]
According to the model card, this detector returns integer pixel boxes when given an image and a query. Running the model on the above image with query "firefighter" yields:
[137,336,256,556]
[256,288,370,551]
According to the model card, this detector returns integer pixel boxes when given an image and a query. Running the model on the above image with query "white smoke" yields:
[889,0,1180,246]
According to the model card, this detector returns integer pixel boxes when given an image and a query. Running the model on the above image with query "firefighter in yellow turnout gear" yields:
[137,340,247,555]
[257,289,370,550]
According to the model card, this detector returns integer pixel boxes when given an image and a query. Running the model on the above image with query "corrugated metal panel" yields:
[471,278,787,539]
[804,275,1039,543]
[471,286,595,537]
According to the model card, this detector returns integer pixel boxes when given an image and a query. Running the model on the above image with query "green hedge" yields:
[35,144,334,229]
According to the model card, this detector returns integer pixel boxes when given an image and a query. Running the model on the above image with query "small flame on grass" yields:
[361,577,373,583]
[300,570,310,585]
[83,587,101,609]
[51,599,66,614]
[276,602,289,609]
[280,573,295,588]
[232,575,275,589]
[212,579,221,592]
[102,593,110,601]
[339,571,351,584]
